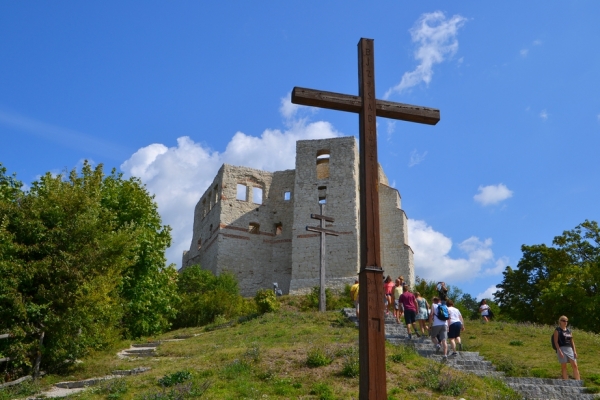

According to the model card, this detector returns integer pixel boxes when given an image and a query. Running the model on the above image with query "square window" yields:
[284,191,291,201]
[252,187,263,204]
[237,184,247,201]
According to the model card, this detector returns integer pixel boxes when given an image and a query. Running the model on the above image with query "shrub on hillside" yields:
[255,289,280,314]
[173,265,248,328]
[300,286,352,311]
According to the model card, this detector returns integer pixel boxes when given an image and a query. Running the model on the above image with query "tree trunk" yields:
[32,331,45,380]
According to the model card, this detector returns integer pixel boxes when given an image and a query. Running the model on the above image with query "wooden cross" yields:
[291,38,440,399]
[306,203,340,312]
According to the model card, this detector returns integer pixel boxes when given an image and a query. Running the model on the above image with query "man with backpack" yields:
[429,296,449,360]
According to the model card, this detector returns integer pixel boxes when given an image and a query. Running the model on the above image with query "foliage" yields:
[340,347,359,378]
[306,347,334,368]
[254,288,280,314]
[495,220,600,332]
[300,286,352,311]
[158,371,192,387]
[0,162,178,375]
[173,265,247,328]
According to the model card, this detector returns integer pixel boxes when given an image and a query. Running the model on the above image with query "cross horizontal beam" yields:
[306,226,340,236]
[310,213,335,222]
[292,87,440,125]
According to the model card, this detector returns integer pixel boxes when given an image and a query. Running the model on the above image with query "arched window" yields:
[316,149,330,179]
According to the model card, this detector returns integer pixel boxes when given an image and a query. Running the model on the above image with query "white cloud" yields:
[485,256,509,276]
[385,11,467,98]
[473,184,513,206]
[408,149,428,167]
[408,219,503,283]
[540,109,549,121]
[533,39,542,46]
[120,105,341,268]
[596,113,600,122]
[476,285,500,301]
[520,49,529,57]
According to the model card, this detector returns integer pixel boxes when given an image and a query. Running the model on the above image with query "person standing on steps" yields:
[554,315,580,380]
[446,299,464,355]
[384,275,394,316]
[414,291,430,336]
[437,281,449,305]
[350,278,359,320]
[429,297,448,361]
[393,278,403,324]
[398,284,420,339]
[479,299,491,323]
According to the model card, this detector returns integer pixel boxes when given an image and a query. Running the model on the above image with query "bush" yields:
[173,266,247,328]
[340,348,359,378]
[300,286,352,311]
[158,371,192,387]
[254,289,280,314]
[306,347,334,368]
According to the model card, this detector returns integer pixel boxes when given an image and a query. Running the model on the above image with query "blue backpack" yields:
[436,304,449,321]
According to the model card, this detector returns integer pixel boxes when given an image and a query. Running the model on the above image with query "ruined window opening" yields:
[252,187,263,204]
[214,185,219,204]
[209,224,213,233]
[284,191,291,201]
[316,149,330,179]
[318,185,327,204]
[275,223,282,235]
[249,223,260,234]
[202,199,207,218]
[197,238,202,250]
[236,184,247,201]
[207,191,213,210]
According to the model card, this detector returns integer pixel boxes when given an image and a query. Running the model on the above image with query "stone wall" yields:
[289,137,360,294]
[181,136,414,297]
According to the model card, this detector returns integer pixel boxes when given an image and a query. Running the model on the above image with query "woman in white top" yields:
[479,299,490,323]
[446,299,464,355]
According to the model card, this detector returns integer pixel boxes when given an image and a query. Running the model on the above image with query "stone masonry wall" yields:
[289,137,360,294]
[182,136,414,297]
[379,183,415,286]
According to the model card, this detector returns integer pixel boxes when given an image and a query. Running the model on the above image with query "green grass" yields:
[463,319,600,389]
[8,301,600,399]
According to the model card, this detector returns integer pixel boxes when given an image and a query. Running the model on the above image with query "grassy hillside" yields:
[2,306,522,400]
[461,319,600,387]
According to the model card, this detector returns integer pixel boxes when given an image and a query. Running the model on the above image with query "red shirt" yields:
[399,291,417,312]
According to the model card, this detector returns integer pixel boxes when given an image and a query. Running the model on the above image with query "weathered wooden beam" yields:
[0,333,10,340]
[310,213,335,222]
[0,357,11,363]
[306,226,340,236]
[292,87,440,125]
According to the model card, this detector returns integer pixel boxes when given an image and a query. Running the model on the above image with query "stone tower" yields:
[181,136,414,296]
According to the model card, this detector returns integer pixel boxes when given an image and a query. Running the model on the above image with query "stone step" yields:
[124,348,156,354]
[132,342,160,348]
[507,384,590,396]
[503,377,585,387]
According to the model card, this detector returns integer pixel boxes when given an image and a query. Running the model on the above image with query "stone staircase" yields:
[342,308,597,400]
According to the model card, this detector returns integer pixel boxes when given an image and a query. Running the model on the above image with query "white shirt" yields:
[480,304,490,316]
[448,306,462,325]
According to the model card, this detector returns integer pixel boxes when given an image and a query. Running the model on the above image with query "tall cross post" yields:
[291,38,440,399]
[306,203,340,312]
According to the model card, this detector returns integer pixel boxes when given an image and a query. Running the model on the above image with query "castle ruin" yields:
[181,136,414,296]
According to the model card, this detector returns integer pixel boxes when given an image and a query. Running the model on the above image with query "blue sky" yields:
[2,2,599,300]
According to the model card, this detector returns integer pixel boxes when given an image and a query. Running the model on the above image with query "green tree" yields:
[174,265,246,328]
[101,169,179,338]
[495,220,600,332]
[0,162,179,375]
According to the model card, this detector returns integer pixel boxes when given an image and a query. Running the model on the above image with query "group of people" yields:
[350,278,581,379]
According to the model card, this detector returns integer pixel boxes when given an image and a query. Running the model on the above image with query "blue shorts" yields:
[448,322,462,339]
[403,309,416,324]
